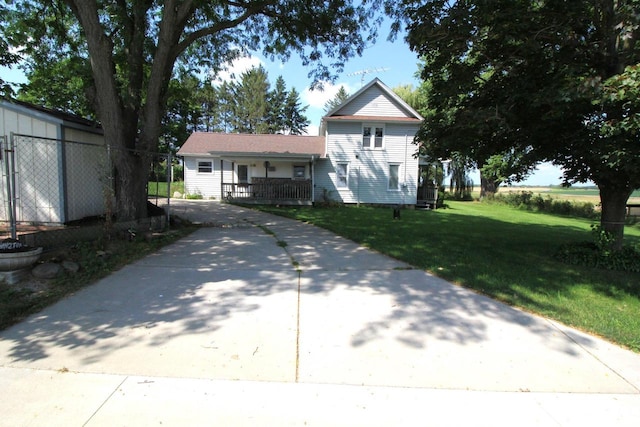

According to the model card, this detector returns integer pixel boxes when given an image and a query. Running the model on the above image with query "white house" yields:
[0,99,107,224]
[178,79,436,207]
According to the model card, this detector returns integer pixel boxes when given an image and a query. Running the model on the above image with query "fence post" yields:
[166,151,171,228]
[5,133,17,240]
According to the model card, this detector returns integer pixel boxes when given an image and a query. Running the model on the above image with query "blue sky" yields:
[0,26,568,186]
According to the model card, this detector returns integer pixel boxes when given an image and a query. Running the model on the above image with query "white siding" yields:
[183,156,316,200]
[0,106,62,223]
[0,105,58,139]
[336,85,411,118]
[64,138,107,221]
[314,121,420,205]
[183,156,221,199]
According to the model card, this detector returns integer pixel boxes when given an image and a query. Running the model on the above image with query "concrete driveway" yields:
[1,199,639,426]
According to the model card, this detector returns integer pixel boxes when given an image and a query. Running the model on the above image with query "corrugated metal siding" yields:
[0,105,58,139]
[336,86,409,118]
[0,107,62,223]
[63,133,107,221]
[1,105,107,224]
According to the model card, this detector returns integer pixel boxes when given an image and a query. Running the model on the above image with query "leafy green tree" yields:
[0,4,21,98]
[323,86,350,113]
[403,0,640,248]
[5,0,385,220]
[162,72,204,152]
[17,57,95,118]
[392,83,429,116]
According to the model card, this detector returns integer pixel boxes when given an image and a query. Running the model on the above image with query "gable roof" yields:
[177,132,326,159]
[323,78,424,123]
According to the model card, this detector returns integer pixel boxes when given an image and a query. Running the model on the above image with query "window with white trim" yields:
[197,160,213,173]
[362,124,384,149]
[388,163,400,190]
[336,162,348,188]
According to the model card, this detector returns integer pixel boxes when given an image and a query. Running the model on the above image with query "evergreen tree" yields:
[232,66,270,134]
[323,86,350,113]
[266,76,289,133]
[283,88,310,135]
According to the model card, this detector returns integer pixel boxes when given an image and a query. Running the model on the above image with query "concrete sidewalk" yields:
[1,200,639,426]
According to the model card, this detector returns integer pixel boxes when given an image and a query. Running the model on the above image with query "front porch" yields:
[222,178,313,205]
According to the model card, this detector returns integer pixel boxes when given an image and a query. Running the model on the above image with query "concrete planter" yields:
[0,247,43,271]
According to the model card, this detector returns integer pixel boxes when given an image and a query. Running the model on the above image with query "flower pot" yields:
[0,247,43,271]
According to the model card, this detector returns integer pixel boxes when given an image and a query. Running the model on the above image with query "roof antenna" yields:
[347,67,390,87]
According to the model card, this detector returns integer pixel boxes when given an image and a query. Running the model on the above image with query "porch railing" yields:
[417,185,438,208]
[222,178,312,202]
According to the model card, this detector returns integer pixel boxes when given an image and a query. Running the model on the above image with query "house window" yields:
[293,165,306,179]
[237,165,249,183]
[336,162,348,188]
[363,125,384,149]
[388,164,400,190]
[198,160,212,173]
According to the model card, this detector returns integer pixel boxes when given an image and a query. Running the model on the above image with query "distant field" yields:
[498,186,640,205]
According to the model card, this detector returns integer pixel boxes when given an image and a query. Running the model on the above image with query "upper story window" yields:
[197,160,212,173]
[362,125,384,149]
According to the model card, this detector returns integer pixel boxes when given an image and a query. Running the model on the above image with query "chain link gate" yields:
[1,133,172,245]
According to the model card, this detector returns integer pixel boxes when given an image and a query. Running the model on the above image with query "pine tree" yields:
[267,76,288,133]
[284,87,310,135]
[232,66,270,134]
[323,86,350,113]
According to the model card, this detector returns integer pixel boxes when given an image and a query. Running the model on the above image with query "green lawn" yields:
[148,180,184,198]
[258,202,640,351]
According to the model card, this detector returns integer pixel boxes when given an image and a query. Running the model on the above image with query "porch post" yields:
[311,156,315,203]
[220,159,224,199]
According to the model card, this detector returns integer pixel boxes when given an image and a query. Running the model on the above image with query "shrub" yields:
[555,224,640,272]
[487,191,597,219]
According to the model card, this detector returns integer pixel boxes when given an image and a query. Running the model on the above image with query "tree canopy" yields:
[4,0,390,220]
[402,0,640,246]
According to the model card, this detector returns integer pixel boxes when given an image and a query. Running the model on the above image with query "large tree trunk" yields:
[111,150,150,221]
[598,183,632,250]
[479,173,500,199]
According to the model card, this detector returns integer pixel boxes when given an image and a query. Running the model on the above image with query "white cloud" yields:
[302,81,354,110]
[210,55,264,85]
[303,124,320,136]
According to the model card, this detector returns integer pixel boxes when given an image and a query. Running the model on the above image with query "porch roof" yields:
[178,132,326,159]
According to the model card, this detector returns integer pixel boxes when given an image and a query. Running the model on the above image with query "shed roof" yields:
[0,99,102,133]
[178,132,326,158]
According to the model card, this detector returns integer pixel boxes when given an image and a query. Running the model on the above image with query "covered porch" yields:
[220,154,319,206]
[177,132,326,205]
[416,158,443,209]
[223,178,313,205]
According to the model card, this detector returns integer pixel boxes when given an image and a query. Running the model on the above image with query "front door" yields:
[237,164,249,184]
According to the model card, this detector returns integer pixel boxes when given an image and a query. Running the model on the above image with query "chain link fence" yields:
[1,133,172,247]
